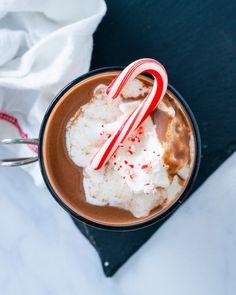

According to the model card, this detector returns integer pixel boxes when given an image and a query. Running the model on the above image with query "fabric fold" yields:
[0,0,106,186]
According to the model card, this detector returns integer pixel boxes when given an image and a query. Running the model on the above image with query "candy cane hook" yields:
[90,58,168,170]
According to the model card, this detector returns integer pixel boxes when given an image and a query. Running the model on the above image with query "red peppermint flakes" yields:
[137,125,143,134]
[141,164,149,169]
[141,162,152,170]
[127,145,135,155]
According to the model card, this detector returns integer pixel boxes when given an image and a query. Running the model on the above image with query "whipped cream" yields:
[66,79,193,218]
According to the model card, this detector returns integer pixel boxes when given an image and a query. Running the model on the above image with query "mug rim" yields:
[38,67,201,231]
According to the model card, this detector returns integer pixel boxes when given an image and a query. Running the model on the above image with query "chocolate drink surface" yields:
[43,72,195,226]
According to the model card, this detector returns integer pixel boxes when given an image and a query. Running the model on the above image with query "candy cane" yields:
[90,58,168,170]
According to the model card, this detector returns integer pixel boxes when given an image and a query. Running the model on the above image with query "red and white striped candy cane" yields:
[90,58,168,170]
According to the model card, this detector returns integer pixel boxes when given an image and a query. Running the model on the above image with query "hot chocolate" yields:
[43,71,195,226]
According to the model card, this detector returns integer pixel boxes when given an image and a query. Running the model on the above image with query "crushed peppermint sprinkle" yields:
[141,164,149,169]
[128,132,143,143]
[140,162,152,170]
[129,164,134,168]
[124,160,128,164]
[99,127,111,140]
[127,145,135,155]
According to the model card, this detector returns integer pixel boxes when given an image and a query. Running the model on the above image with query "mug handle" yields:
[0,138,39,167]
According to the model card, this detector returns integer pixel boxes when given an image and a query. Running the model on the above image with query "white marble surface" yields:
[0,146,235,295]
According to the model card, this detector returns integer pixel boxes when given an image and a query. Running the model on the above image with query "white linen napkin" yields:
[0,0,106,185]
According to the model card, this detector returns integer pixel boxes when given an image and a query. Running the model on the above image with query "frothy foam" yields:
[66,79,193,218]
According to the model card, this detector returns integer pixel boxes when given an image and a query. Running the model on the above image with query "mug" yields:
[0,67,201,230]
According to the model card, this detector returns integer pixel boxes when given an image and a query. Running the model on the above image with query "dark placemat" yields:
[74,0,236,276]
